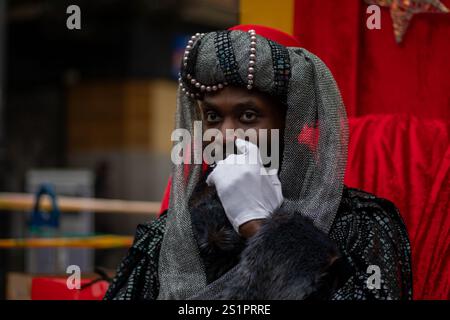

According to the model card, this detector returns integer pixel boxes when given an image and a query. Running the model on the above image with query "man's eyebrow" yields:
[201,99,260,111]
[234,100,260,110]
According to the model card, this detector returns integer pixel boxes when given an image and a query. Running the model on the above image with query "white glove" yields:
[206,139,284,234]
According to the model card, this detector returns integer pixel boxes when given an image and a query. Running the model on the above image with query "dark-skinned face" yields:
[198,86,286,154]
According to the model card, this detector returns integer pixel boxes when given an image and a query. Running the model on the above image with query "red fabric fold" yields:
[345,114,449,300]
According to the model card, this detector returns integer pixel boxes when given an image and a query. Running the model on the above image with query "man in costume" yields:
[104,25,412,300]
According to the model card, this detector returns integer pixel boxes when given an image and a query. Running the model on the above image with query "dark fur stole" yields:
[190,182,345,300]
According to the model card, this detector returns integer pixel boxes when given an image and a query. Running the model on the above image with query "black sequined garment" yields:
[104,185,412,300]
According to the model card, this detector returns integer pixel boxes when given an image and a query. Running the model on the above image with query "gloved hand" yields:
[206,138,284,234]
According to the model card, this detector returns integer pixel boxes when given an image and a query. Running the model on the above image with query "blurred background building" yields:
[0,0,239,299]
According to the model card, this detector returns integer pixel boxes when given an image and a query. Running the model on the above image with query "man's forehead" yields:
[201,86,277,108]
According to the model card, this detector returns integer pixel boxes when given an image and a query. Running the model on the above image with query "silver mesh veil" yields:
[157,30,349,299]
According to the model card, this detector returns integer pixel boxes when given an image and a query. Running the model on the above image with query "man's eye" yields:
[206,111,221,123]
[240,111,257,123]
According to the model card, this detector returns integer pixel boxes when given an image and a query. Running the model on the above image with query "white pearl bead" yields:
[181,88,186,92]
[191,93,195,98]
[248,79,254,84]
[187,74,192,79]
[250,41,256,47]
[250,36,256,41]
[247,85,253,90]
[248,67,254,73]
[186,45,192,50]
[247,74,254,80]
[249,60,255,66]
[212,85,217,91]
[188,40,194,45]
[250,48,256,54]
[191,79,196,84]
[195,33,200,37]
[195,82,201,88]
[249,54,256,60]
[206,86,212,92]
[218,83,223,89]
[200,85,206,91]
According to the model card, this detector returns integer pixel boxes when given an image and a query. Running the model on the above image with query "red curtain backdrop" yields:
[346,115,449,300]
[293,0,450,299]
[294,0,450,119]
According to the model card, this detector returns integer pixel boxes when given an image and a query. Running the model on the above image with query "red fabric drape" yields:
[293,0,450,299]
[345,115,449,300]
[294,0,450,119]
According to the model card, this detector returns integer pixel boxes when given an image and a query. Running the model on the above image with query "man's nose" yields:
[218,118,238,144]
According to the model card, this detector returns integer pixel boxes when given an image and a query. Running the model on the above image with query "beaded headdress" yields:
[178,29,291,105]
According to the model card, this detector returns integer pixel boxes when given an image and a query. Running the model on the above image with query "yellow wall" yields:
[239,0,294,34]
